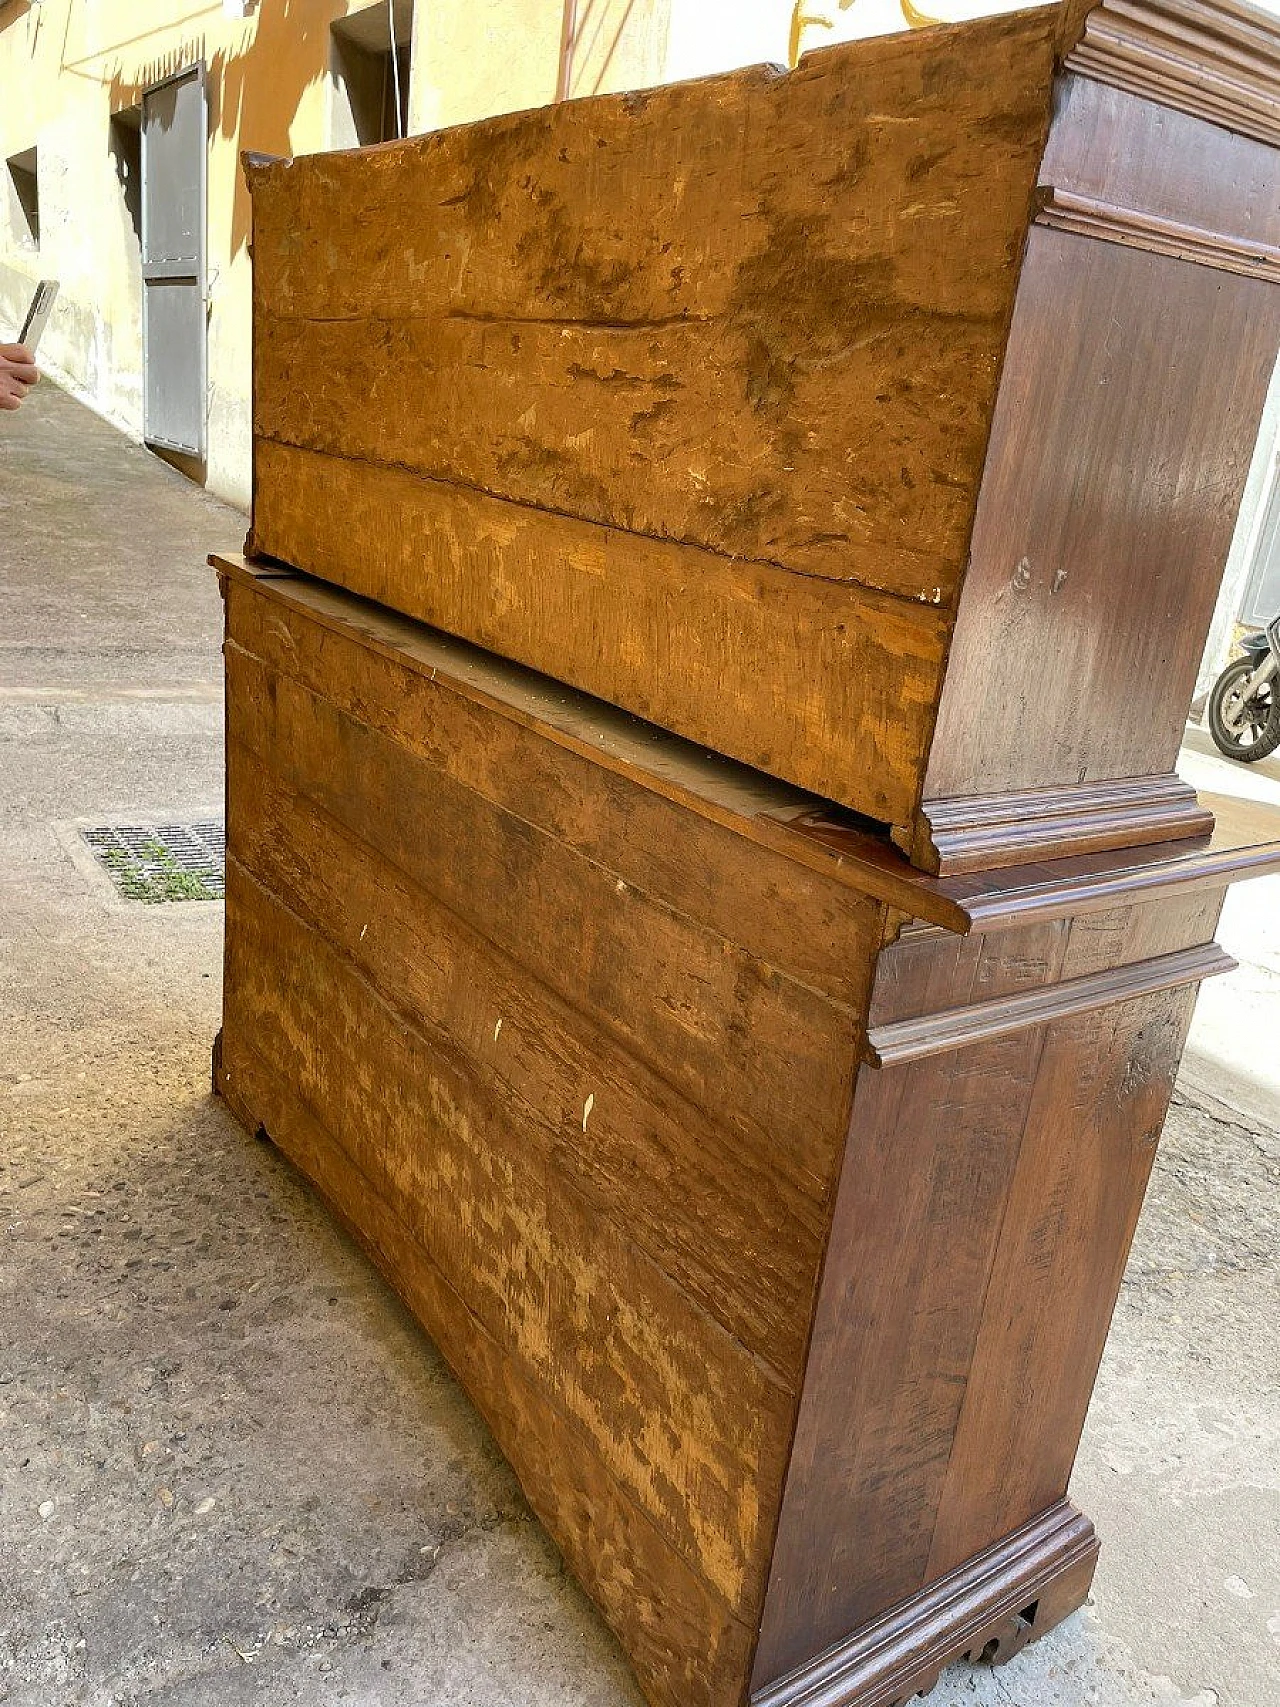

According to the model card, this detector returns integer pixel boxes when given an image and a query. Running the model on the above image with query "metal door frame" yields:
[141,61,208,458]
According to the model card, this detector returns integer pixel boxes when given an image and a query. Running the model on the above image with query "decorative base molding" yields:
[899,773,1215,875]
[751,1502,1098,1707]
[1065,0,1280,149]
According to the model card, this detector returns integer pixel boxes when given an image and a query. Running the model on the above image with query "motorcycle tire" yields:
[1207,656,1280,762]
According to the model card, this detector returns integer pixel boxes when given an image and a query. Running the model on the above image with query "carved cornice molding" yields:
[1067,0,1280,146]
[1036,187,1280,282]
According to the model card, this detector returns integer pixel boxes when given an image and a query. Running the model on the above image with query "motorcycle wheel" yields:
[1207,656,1280,762]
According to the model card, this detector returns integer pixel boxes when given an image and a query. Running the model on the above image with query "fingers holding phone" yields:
[0,344,39,411]
[3,280,58,412]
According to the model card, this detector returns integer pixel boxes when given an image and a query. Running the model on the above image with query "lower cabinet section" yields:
[215,555,1280,1707]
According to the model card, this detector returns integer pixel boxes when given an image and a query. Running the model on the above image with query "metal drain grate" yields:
[83,821,226,903]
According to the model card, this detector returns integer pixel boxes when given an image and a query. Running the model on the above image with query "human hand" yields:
[0,343,39,411]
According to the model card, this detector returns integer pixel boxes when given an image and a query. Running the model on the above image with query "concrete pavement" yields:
[1,381,1277,1706]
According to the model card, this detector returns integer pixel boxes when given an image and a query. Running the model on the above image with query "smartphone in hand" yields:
[18,279,58,355]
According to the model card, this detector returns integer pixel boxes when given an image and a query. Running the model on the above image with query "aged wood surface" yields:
[219,561,1280,1707]
[247,9,1064,828]
[910,51,1280,870]
[1040,70,1280,246]
[222,621,862,1190]
[220,560,872,1707]
[245,2,1280,864]
[216,1033,760,1707]
[250,12,1058,593]
[750,888,1226,1688]
[752,1503,1097,1707]
[916,218,1280,866]
[1065,0,1280,145]
[250,437,946,826]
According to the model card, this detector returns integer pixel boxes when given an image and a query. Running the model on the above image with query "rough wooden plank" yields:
[224,637,858,1191]
[246,11,1063,826]
[224,865,795,1619]
[222,568,886,1009]
[227,737,836,1382]
[249,13,1060,594]
[216,1031,757,1707]
[249,439,947,828]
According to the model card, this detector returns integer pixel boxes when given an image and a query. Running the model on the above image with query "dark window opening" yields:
[7,146,39,247]
[330,1,414,148]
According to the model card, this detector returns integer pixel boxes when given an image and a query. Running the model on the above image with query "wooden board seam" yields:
[251,432,959,605]
[223,633,865,1021]
[227,847,811,1399]
[215,554,973,933]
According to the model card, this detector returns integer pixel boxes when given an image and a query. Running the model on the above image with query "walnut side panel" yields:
[752,888,1227,1693]
[915,218,1280,869]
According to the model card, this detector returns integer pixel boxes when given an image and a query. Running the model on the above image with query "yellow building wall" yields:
[0,0,389,509]
[408,0,1033,130]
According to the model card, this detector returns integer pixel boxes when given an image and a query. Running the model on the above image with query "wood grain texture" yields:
[219,561,879,1707]
[250,438,946,827]
[866,940,1233,1064]
[246,10,1064,828]
[222,633,859,1193]
[216,1033,758,1707]
[925,982,1202,1575]
[913,60,1280,867]
[751,888,1227,1689]
[246,6,1280,863]
[217,562,1280,1707]
[752,1027,1058,1680]
[1040,69,1280,247]
[1035,187,1280,282]
[226,741,830,1380]
[219,560,889,1002]
[896,772,1215,874]
[249,13,1058,591]
[918,221,1280,858]
[226,865,797,1612]
[752,1502,1097,1707]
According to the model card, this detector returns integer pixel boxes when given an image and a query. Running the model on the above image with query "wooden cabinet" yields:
[244,0,1280,871]
[223,2,1280,1697]
[214,555,1280,1707]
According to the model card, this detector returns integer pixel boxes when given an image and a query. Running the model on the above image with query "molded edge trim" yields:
[751,1501,1097,1707]
[905,772,1215,875]
[1065,0,1280,148]
[1036,187,1280,282]
[866,940,1234,1066]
